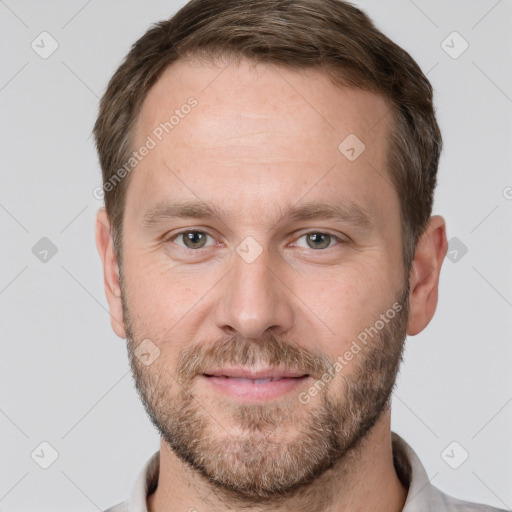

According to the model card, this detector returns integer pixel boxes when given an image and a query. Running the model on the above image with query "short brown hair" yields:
[93,0,442,276]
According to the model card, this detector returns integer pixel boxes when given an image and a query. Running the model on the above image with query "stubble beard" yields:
[123,281,409,504]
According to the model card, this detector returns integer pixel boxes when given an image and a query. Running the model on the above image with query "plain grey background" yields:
[0,1,511,510]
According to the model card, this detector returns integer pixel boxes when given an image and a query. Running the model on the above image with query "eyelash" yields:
[166,230,346,253]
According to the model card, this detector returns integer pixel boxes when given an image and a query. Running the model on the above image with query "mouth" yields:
[201,367,310,401]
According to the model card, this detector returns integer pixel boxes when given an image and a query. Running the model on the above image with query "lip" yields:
[201,367,310,401]
[203,367,308,380]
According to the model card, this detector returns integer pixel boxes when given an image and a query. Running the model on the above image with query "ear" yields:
[95,208,126,339]
[406,215,448,336]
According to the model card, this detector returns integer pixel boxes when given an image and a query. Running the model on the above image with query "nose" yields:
[214,246,294,340]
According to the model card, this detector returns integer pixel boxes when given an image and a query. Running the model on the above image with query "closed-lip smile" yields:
[201,367,310,401]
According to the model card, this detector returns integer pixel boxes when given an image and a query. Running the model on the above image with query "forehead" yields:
[136,57,392,147]
[128,57,396,227]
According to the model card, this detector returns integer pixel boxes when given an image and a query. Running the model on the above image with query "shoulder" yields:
[434,486,509,512]
[102,502,129,512]
[391,433,508,512]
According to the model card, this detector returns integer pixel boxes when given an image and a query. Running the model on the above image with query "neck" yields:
[147,409,407,512]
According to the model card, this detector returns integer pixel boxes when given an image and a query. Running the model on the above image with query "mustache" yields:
[175,334,333,384]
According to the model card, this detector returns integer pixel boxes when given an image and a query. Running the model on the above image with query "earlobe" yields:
[406,215,448,336]
[95,208,127,339]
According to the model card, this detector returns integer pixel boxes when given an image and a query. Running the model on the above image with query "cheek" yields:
[121,253,219,359]
[292,262,393,355]
[121,259,181,338]
[123,249,192,307]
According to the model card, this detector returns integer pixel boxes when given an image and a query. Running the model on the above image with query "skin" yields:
[96,57,448,511]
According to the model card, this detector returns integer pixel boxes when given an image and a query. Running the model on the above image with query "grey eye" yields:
[174,231,212,249]
[295,232,337,250]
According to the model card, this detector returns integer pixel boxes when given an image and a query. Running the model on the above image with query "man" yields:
[94,1,506,511]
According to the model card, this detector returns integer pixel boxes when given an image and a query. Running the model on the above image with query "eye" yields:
[171,230,215,249]
[293,232,342,250]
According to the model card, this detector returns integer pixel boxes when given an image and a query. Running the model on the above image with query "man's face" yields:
[118,58,409,500]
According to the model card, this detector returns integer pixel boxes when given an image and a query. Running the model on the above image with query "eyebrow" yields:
[141,199,374,230]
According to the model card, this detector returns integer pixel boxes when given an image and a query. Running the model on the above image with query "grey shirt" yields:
[104,433,508,512]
